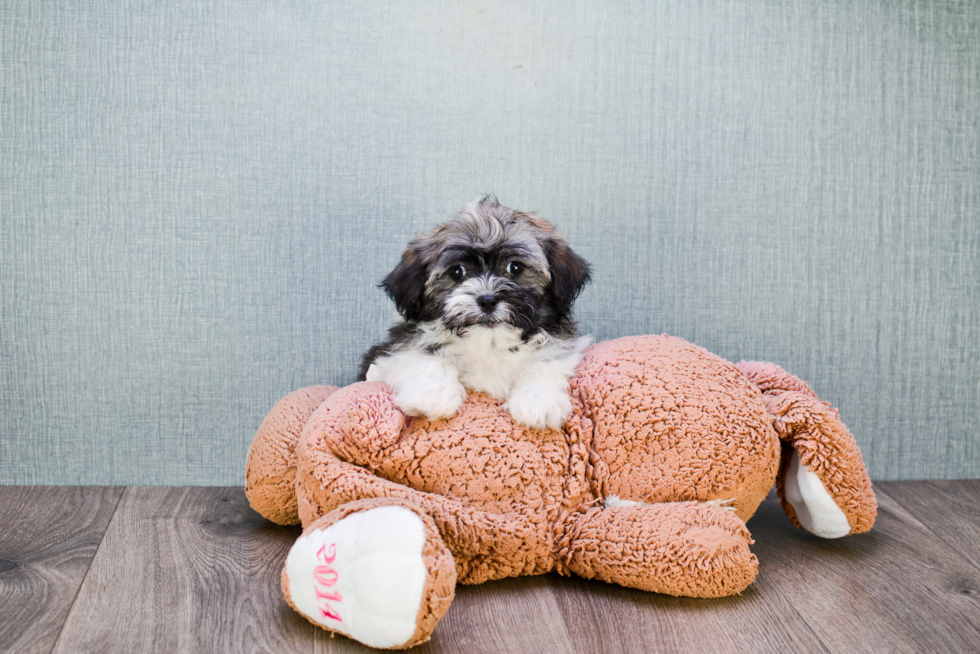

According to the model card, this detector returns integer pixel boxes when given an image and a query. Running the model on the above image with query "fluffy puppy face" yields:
[382,197,591,338]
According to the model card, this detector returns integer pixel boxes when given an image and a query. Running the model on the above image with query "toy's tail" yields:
[736,361,876,538]
[245,385,338,525]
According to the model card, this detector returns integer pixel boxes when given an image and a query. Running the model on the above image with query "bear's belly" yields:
[574,335,781,521]
[375,394,571,517]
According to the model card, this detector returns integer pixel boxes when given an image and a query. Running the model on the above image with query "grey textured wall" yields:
[2,0,978,485]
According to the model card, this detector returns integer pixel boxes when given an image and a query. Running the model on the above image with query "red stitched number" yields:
[317,543,336,564]
[315,566,339,586]
[314,543,342,621]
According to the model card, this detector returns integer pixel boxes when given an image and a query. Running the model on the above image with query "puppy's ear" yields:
[544,236,591,317]
[381,239,430,320]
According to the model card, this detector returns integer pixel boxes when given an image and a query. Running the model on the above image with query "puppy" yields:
[360,196,592,430]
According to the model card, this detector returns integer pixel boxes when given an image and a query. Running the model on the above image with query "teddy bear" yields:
[245,334,877,649]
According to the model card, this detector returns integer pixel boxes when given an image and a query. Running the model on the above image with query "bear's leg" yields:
[282,497,456,650]
[297,452,550,584]
[557,502,758,598]
[736,361,877,538]
[297,381,555,584]
[246,385,338,525]
[773,403,876,537]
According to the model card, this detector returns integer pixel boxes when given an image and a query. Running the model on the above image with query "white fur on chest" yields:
[435,325,544,399]
[367,321,591,429]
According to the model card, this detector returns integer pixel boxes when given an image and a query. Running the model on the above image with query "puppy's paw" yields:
[393,379,466,421]
[504,384,572,430]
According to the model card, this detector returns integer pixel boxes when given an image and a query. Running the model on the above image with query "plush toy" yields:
[246,334,876,649]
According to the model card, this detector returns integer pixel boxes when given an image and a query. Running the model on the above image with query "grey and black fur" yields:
[360,196,590,376]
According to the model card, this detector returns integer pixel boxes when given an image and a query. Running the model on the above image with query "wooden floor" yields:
[1,482,978,654]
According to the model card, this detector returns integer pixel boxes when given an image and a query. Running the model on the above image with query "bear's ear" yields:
[381,238,430,321]
[544,235,591,318]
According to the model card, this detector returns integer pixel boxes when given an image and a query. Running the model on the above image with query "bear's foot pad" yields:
[784,450,851,538]
[284,506,428,649]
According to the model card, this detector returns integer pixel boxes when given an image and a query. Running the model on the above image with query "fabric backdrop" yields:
[2,0,978,485]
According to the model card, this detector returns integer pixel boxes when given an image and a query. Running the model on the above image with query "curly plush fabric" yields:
[246,334,877,649]
[246,385,338,526]
[559,502,758,598]
[736,361,878,534]
[574,337,780,521]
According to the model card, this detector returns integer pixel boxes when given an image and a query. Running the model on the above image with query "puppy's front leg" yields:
[504,372,573,430]
[504,336,591,430]
[366,350,466,421]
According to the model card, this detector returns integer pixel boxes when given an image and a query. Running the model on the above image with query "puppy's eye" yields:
[506,261,524,276]
[448,265,466,281]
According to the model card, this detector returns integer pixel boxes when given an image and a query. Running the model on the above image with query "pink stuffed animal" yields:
[246,334,876,649]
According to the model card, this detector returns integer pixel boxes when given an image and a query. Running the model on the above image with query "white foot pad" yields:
[285,506,427,649]
[784,450,851,539]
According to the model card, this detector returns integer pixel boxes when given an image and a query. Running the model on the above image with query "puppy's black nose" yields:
[477,294,498,312]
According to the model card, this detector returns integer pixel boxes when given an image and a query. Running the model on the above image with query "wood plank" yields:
[54,487,314,654]
[4,482,975,653]
[0,486,123,654]
[316,576,574,654]
[547,538,829,653]
[876,479,980,572]
[748,490,980,653]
